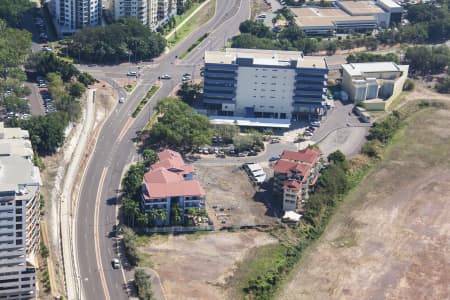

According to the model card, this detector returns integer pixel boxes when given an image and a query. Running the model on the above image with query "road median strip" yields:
[132,85,160,118]
[180,32,210,60]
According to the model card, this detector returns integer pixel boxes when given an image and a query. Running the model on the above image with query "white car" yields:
[112,258,120,269]
[119,97,125,103]
[304,131,314,137]
[126,71,137,77]
[310,121,321,127]
[160,74,171,80]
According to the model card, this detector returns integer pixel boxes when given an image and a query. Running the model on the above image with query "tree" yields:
[122,162,145,200]
[68,82,86,98]
[3,95,29,113]
[25,52,80,82]
[239,20,274,38]
[214,124,239,143]
[78,72,96,86]
[327,150,345,164]
[142,149,158,166]
[177,82,202,104]
[67,17,166,64]
[134,269,154,300]
[0,20,32,79]
[122,227,140,266]
[47,73,66,100]
[0,0,35,27]
[150,97,213,151]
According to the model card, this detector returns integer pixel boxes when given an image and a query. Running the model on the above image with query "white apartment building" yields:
[47,0,102,35]
[113,0,176,30]
[0,124,41,299]
[114,0,148,25]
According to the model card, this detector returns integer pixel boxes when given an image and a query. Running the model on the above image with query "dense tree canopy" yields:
[405,45,450,75]
[347,52,399,64]
[25,52,80,81]
[0,20,32,79]
[150,97,213,150]
[67,18,166,64]
[0,0,35,27]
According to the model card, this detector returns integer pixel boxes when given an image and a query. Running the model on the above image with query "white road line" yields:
[94,167,110,300]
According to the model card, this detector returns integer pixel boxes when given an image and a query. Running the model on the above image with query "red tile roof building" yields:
[141,149,206,225]
[273,147,322,212]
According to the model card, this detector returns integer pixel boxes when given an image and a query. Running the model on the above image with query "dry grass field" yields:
[279,105,450,300]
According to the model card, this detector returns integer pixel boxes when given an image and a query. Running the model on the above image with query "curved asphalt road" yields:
[75,1,250,300]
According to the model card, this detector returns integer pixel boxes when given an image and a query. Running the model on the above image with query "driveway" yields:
[25,82,45,116]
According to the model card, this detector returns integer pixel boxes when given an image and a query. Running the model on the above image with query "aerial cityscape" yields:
[0,0,449,299]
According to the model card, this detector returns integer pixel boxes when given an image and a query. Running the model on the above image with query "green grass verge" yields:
[131,85,159,118]
[166,0,215,49]
[179,32,209,60]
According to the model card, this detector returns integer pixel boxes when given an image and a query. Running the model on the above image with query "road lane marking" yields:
[117,117,134,142]
[94,167,110,300]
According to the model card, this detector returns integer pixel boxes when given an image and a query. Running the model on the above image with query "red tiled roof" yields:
[280,147,321,165]
[143,149,204,200]
[283,180,302,191]
[143,167,181,184]
[274,160,310,179]
[143,180,205,199]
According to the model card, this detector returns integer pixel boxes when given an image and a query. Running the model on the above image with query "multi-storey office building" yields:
[203,48,329,124]
[0,123,41,299]
[47,0,102,35]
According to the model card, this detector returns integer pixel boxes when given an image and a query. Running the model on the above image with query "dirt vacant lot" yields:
[280,106,450,300]
[195,164,279,228]
[139,231,278,300]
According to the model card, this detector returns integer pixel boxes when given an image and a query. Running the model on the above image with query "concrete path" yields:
[60,89,96,300]
[165,0,212,40]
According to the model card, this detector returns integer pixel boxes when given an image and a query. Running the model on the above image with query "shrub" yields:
[403,79,415,91]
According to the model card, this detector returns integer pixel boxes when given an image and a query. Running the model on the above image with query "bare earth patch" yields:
[279,106,450,300]
[195,164,278,228]
[140,231,277,300]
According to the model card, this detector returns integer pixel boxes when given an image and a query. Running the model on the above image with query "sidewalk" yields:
[60,89,96,300]
[165,0,212,40]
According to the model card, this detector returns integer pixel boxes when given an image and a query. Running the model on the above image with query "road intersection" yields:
[73,1,251,300]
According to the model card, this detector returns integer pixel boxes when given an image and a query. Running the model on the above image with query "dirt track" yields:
[279,106,450,300]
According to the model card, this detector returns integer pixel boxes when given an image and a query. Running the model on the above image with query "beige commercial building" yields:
[342,62,409,110]
[291,0,403,36]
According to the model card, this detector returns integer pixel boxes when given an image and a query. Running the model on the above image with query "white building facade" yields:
[47,0,102,35]
[204,49,329,121]
[0,124,41,299]
[114,0,148,25]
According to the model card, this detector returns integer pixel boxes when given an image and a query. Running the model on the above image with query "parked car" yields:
[119,97,125,103]
[270,138,280,144]
[182,73,191,78]
[126,71,137,77]
[307,126,316,132]
[310,121,321,127]
[182,76,191,81]
[111,258,120,269]
[238,152,246,157]
[304,131,314,137]
[160,74,171,79]
[248,151,257,156]
[269,156,279,162]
